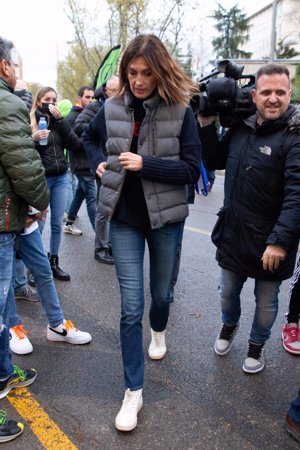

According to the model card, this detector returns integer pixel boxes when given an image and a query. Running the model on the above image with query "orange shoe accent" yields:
[10,325,27,339]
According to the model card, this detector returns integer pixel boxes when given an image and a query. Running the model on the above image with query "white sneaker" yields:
[63,224,82,236]
[148,329,166,360]
[10,325,33,355]
[115,388,143,431]
[47,320,92,344]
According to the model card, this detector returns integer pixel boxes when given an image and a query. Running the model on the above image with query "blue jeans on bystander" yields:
[288,390,300,424]
[38,173,68,256]
[218,268,281,344]
[10,228,64,329]
[65,168,78,214]
[0,234,15,378]
[67,175,96,230]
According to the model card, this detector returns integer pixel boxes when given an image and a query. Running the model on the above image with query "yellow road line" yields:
[184,225,211,236]
[8,388,77,450]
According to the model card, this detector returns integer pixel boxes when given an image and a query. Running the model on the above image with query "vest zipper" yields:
[152,124,157,156]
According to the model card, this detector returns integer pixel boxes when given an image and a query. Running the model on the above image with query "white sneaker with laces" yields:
[63,224,82,236]
[10,325,33,355]
[115,388,143,431]
[47,320,91,344]
[148,329,166,360]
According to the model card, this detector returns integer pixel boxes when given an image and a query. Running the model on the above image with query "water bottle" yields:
[38,117,48,146]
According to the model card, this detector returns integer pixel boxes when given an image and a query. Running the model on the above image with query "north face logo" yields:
[259,145,272,156]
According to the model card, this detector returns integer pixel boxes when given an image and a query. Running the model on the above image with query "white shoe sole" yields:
[242,362,265,374]
[10,345,33,355]
[148,349,166,360]
[47,333,92,344]
[63,229,82,236]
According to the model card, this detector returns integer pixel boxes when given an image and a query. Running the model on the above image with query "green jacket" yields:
[0,78,49,233]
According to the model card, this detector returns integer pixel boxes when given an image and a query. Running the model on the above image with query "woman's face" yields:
[127,56,157,99]
[38,90,57,107]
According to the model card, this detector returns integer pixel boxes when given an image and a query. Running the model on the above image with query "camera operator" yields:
[197,63,300,375]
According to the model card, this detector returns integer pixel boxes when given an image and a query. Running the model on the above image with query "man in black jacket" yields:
[64,86,94,236]
[198,64,300,374]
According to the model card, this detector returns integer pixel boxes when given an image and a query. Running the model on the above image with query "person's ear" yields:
[0,59,9,77]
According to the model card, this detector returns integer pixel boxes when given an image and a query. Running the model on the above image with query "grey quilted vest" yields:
[99,92,189,229]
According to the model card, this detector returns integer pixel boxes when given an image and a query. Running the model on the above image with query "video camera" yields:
[191,60,256,128]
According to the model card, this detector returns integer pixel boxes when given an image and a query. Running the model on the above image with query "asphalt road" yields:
[5,173,300,450]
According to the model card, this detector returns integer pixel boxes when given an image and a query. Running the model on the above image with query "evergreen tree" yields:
[211,3,251,61]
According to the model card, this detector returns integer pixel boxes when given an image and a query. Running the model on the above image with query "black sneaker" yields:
[0,410,24,442]
[214,323,240,355]
[243,342,265,374]
[0,365,37,400]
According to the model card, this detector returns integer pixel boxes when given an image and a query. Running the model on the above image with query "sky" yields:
[1,0,271,89]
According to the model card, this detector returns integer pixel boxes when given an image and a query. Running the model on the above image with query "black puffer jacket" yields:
[34,110,81,176]
[74,101,100,137]
[199,105,300,281]
[75,100,107,177]
[65,106,92,176]
[14,88,32,112]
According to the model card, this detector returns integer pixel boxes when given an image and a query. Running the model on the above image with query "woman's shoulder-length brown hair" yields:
[118,34,198,106]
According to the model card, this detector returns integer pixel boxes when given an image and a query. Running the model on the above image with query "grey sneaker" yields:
[63,224,82,236]
[242,342,265,374]
[14,286,39,302]
[214,323,240,355]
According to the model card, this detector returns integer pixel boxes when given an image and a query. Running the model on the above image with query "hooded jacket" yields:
[199,105,300,280]
[0,78,49,232]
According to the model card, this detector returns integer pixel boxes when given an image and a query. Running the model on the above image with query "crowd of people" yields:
[0,32,300,444]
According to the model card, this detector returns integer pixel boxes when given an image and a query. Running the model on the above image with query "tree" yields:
[27,82,43,101]
[58,0,197,96]
[292,64,300,103]
[57,0,109,99]
[57,44,102,101]
[107,0,149,48]
[174,43,193,77]
[211,3,251,61]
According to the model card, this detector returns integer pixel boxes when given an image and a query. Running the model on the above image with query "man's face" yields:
[105,78,119,98]
[252,73,291,124]
[79,89,94,108]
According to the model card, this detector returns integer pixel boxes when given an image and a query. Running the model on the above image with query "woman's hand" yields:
[32,129,50,142]
[119,152,143,171]
[96,162,107,178]
[49,104,62,119]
